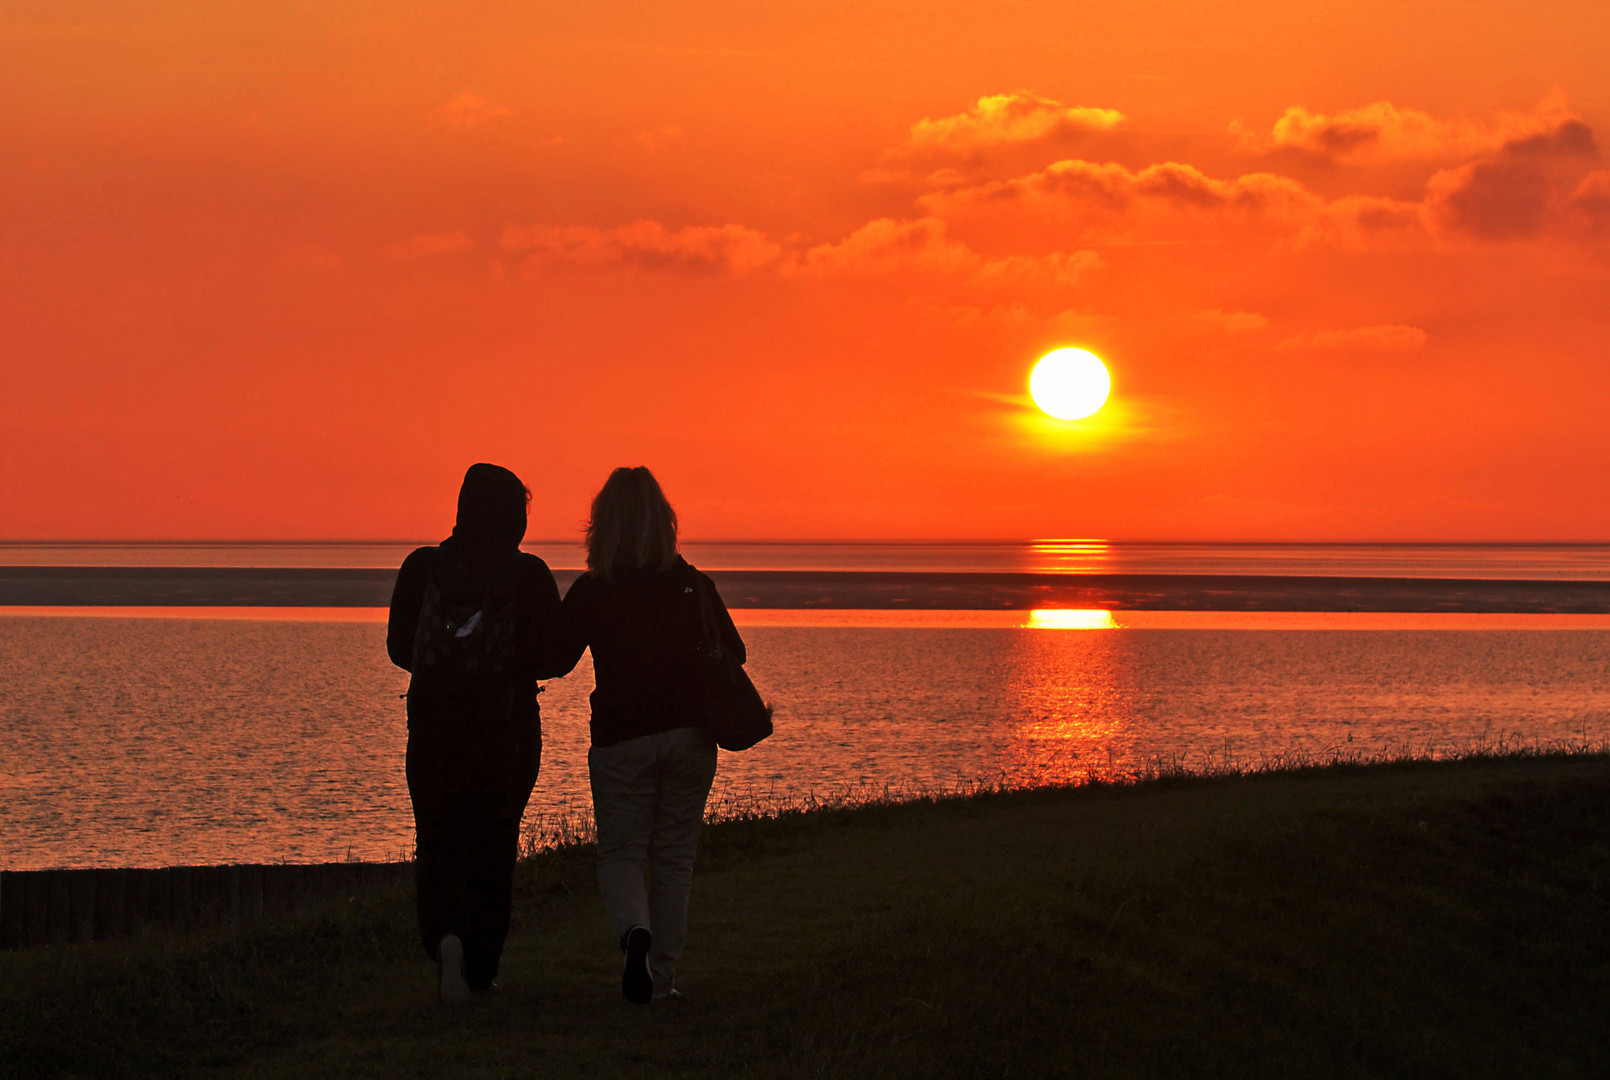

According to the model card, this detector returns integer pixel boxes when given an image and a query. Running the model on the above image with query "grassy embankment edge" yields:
[4,747,1609,1079]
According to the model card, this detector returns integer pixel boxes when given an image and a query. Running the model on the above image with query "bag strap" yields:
[687,565,725,658]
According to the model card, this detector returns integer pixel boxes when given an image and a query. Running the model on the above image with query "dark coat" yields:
[546,556,745,747]
[387,462,561,816]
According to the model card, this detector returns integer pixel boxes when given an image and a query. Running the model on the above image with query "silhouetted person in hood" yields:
[387,463,561,1001]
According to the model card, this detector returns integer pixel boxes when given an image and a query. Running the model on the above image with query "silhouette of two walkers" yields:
[387,463,747,1004]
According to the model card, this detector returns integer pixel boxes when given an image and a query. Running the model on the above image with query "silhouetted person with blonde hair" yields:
[546,466,745,1003]
[388,463,560,1002]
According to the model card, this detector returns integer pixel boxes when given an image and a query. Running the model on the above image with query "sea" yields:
[3,541,1608,870]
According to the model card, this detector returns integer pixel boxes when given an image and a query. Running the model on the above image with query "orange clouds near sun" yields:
[903,93,1126,155]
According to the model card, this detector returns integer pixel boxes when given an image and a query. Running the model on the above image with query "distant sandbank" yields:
[4,566,1610,611]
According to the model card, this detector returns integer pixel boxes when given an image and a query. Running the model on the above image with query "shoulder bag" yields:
[692,574,773,751]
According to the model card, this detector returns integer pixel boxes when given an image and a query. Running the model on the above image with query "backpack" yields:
[410,550,532,676]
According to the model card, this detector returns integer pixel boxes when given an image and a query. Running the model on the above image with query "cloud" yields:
[930,304,1116,341]
[1423,127,1597,240]
[894,92,1123,158]
[868,93,1601,252]
[1567,170,1610,232]
[1407,98,1599,240]
[431,94,513,129]
[1425,158,1555,239]
[500,220,781,274]
[786,218,1101,299]
[787,218,978,278]
[385,231,475,259]
[917,158,1452,254]
[967,250,1103,292]
[924,158,1320,225]
[1240,91,1589,163]
[1193,309,1269,333]
[857,166,917,186]
[1276,325,1427,353]
[921,137,1601,250]
[1295,194,1429,250]
[929,302,1034,330]
[631,124,684,151]
[1500,117,1597,160]
[497,214,1096,289]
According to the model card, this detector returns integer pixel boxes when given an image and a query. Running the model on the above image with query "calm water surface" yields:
[2,610,1606,869]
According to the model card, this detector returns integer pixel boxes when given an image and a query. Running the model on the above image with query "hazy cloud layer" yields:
[1193,309,1270,333]
[385,231,475,258]
[786,217,1101,302]
[1277,325,1428,353]
[500,221,781,274]
[1240,92,1586,162]
[444,93,1607,307]
[431,94,513,129]
[913,102,1603,249]
[968,250,1103,293]
[788,218,978,277]
[631,124,684,151]
[476,93,1604,296]
[1294,195,1429,251]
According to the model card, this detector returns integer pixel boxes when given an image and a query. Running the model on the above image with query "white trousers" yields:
[588,726,718,991]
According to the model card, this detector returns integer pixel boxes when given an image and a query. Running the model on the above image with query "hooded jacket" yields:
[387,464,562,694]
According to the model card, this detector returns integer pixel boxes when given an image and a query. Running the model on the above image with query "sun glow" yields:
[1029,348,1111,420]
[1025,608,1118,629]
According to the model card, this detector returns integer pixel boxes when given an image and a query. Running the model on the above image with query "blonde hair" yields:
[585,466,679,580]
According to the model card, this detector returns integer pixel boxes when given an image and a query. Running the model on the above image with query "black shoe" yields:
[621,925,653,1005]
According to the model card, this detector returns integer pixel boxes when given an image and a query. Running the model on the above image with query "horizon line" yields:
[5,538,1610,548]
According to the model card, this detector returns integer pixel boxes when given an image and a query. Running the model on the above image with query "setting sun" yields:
[1030,348,1112,421]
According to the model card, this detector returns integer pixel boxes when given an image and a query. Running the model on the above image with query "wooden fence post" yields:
[93,869,128,941]
[0,872,22,949]
[24,873,49,947]
[68,870,96,943]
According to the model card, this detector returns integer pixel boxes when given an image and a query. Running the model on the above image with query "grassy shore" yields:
[4,753,1608,1079]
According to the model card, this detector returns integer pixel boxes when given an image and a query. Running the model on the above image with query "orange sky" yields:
[4,1,1609,540]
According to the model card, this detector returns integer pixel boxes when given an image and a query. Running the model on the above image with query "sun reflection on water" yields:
[997,626,1139,787]
[1027,538,1112,573]
[1024,608,1118,630]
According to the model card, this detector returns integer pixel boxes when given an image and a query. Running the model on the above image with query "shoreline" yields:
[7,565,1610,611]
[7,747,1605,950]
[5,752,1608,1077]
